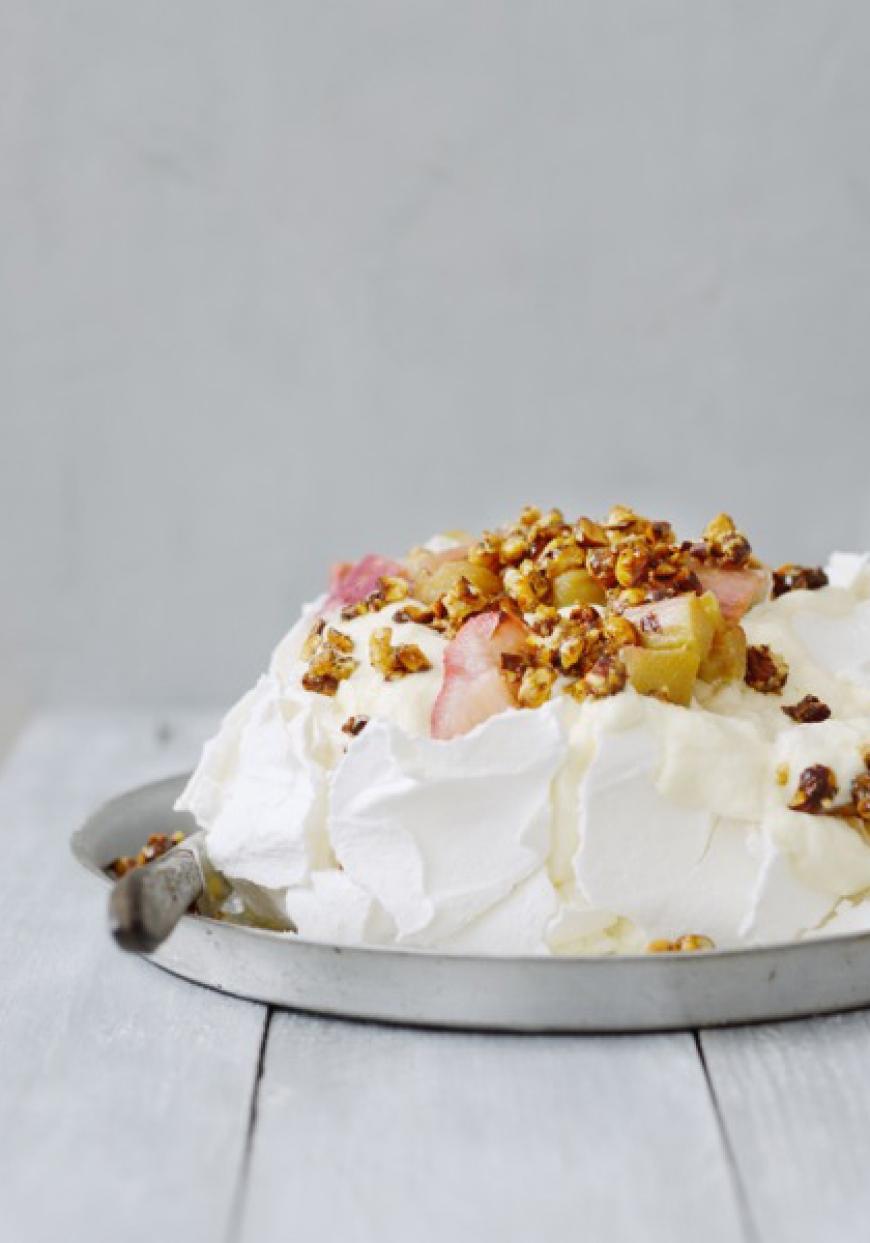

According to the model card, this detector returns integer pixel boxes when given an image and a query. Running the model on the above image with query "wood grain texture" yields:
[702,1014,870,1243]
[21,710,870,1243]
[0,713,267,1243]
[239,1011,745,1243]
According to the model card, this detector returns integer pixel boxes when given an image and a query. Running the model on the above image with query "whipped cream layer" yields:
[177,552,870,955]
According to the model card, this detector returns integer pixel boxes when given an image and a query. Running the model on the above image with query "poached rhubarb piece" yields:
[694,566,769,623]
[405,543,471,578]
[431,611,528,740]
[323,554,406,612]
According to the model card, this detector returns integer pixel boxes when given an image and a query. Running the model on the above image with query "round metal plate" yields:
[72,775,870,1031]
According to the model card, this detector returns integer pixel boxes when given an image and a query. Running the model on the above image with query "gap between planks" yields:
[226,1007,275,1243]
[694,1031,760,1243]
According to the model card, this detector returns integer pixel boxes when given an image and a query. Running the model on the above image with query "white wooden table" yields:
[3,712,869,1243]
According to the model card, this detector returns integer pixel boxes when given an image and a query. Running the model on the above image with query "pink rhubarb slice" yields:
[323,554,406,612]
[430,610,528,740]
[693,565,769,623]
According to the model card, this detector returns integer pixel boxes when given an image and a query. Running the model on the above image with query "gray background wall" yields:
[3,1,870,752]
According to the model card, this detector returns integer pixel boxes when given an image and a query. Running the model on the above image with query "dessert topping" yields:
[341,715,369,737]
[302,625,359,696]
[369,627,432,681]
[309,504,831,719]
[772,564,829,599]
[646,934,715,953]
[324,554,407,612]
[700,512,753,567]
[430,610,528,740]
[583,654,629,699]
[392,602,436,626]
[782,695,832,724]
[340,575,410,621]
[745,644,789,693]
[517,665,558,708]
[110,831,185,878]
[850,772,870,821]
[789,764,838,813]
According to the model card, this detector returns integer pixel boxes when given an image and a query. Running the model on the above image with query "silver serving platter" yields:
[72,774,870,1031]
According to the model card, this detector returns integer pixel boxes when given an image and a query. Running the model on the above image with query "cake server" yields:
[109,833,205,954]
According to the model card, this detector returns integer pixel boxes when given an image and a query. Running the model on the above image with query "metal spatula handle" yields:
[109,844,204,953]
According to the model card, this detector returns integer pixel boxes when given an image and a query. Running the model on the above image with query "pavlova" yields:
[175,506,870,955]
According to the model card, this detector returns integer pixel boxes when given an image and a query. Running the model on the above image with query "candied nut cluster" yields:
[697,512,753,567]
[464,504,706,622]
[302,622,359,696]
[832,752,870,823]
[516,665,558,708]
[646,934,716,954]
[369,626,432,681]
[788,764,838,813]
[782,694,831,724]
[110,831,185,878]
[788,751,870,825]
[497,603,636,707]
[745,644,789,694]
[392,602,436,626]
[340,576,410,620]
[851,772,870,820]
[772,564,829,599]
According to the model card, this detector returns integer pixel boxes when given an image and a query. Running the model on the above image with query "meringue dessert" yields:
[177,506,870,956]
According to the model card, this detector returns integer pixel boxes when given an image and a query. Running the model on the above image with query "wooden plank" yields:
[240,1011,746,1243]
[701,1013,870,1243]
[0,712,267,1243]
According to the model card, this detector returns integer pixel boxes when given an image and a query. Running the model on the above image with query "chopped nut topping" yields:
[851,773,870,820]
[110,831,185,878]
[782,694,831,724]
[772,564,829,598]
[500,531,531,564]
[397,646,432,674]
[573,516,608,547]
[789,764,838,813]
[602,614,639,649]
[325,627,354,653]
[703,512,736,544]
[392,602,436,626]
[301,618,326,661]
[646,934,715,954]
[302,625,358,696]
[369,626,432,681]
[745,644,789,693]
[467,534,502,573]
[606,503,638,531]
[320,503,827,715]
[301,671,340,696]
[584,654,627,698]
[615,541,651,588]
[702,513,753,567]
[503,562,550,612]
[557,633,587,673]
[500,651,526,672]
[380,576,410,603]
[440,576,490,629]
[341,715,369,737]
[586,547,618,588]
[340,575,411,620]
[517,665,557,708]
